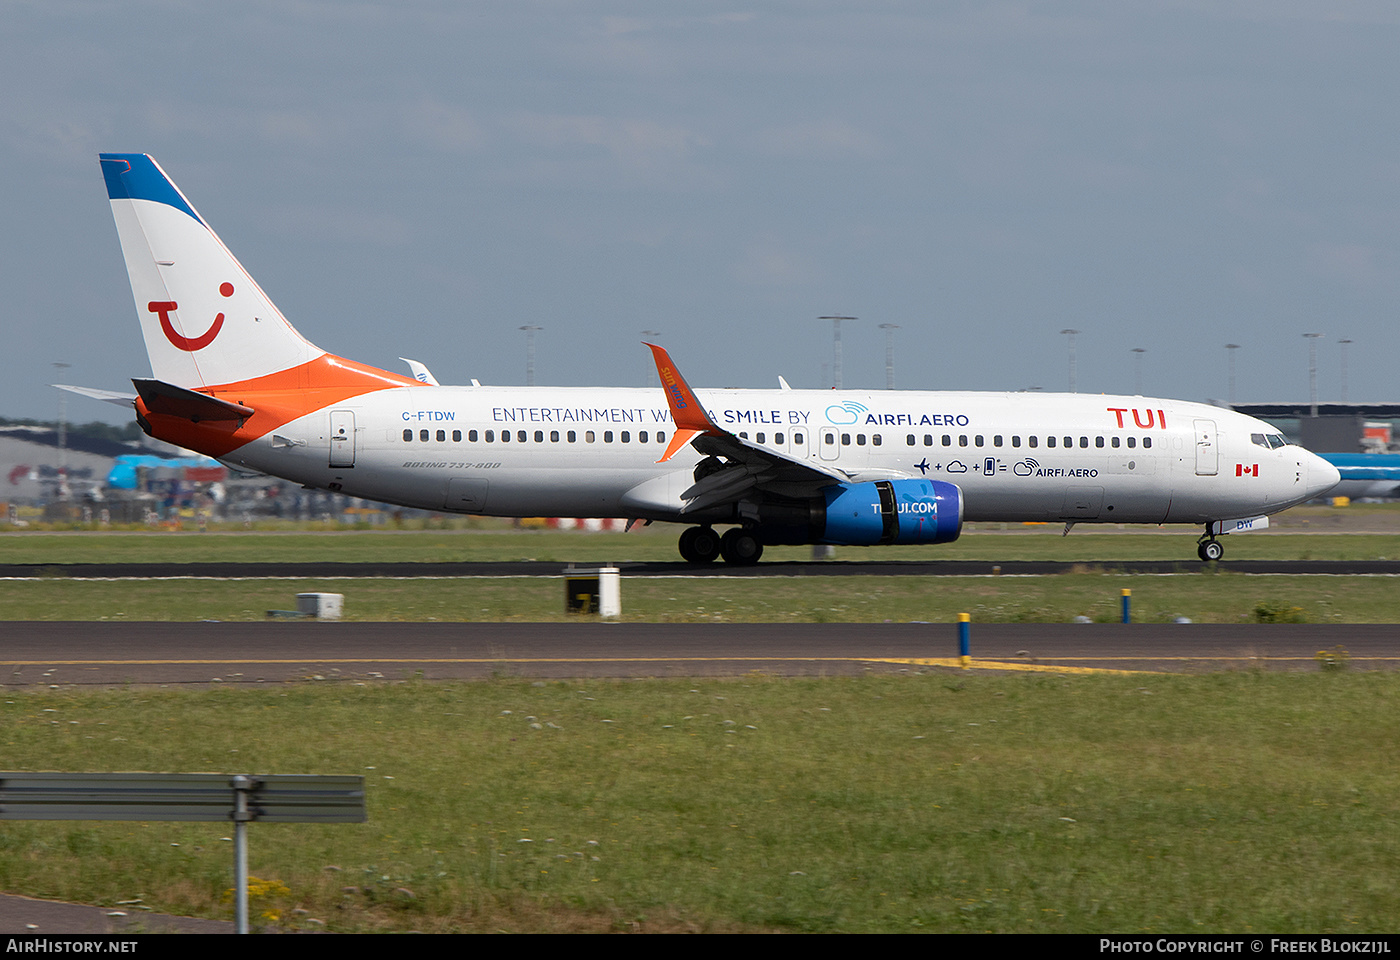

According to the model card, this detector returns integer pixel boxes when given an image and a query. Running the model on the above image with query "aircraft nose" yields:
[1306,452,1341,500]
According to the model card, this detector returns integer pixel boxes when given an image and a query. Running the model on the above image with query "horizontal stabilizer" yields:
[53,384,136,409]
[132,378,254,423]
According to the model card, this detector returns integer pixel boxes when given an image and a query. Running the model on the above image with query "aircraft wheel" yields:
[720,528,764,565]
[679,526,720,564]
[1198,540,1224,562]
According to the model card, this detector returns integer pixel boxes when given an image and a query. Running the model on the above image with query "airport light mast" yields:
[519,325,542,386]
[879,323,899,390]
[1225,344,1240,405]
[1338,338,1353,402]
[1303,332,1323,417]
[1060,329,1080,393]
[819,316,857,390]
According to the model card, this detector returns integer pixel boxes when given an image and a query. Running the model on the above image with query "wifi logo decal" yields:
[1014,458,1039,476]
[824,401,868,425]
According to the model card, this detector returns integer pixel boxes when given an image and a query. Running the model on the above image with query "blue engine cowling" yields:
[821,478,962,545]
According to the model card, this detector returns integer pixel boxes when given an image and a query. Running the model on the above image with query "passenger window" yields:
[825,432,835,445]
[469,430,478,442]
[485,430,495,442]
[756,432,765,444]
[1095,436,1104,448]
[436,429,446,442]
[1064,437,1073,448]
[975,435,984,447]
[1143,437,1152,449]
[1048,436,1056,448]
[856,434,866,446]
[994,435,1003,447]
[659,431,668,443]
[872,434,882,446]
[842,434,851,445]
[568,431,577,443]
[403,429,412,442]
[586,431,595,443]
[941,435,951,446]
[1080,437,1089,448]
[604,431,614,443]
[500,430,510,442]
[925,435,934,446]
[959,435,968,447]
[517,431,527,442]
[792,432,801,444]
[1011,436,1021,448]
[907,434,916,446]
[1127,436,1136,448]
[1111,436,1120,448]
[775,432,784,444]
[550,430,559,442]
[1029,436,1038,448]
[420,429,430,442]
[739,432,749,439]
[453,430,462,442]
[534,430,544,442]
[640,431,649,443]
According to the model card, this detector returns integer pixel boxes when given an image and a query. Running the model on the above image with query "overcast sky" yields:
[4,1,1398,425]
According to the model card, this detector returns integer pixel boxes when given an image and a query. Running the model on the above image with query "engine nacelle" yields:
[821,478,963,545]
[753,479,963,546]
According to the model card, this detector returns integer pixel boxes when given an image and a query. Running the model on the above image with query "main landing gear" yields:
[677,525,764,565]
[1197,528,1224,562]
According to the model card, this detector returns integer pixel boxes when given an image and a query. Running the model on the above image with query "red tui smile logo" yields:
[148,282,234,351]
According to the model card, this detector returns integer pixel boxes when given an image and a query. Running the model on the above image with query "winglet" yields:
[646,342,721,463]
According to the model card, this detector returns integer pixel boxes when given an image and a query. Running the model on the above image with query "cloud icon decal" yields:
[946,460,968,474]
[824,401,868,425]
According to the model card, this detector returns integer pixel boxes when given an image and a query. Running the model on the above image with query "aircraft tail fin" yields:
[100,154,327,391]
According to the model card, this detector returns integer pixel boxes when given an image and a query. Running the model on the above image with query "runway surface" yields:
[1,621,1395,684]
[3,559,1400,578]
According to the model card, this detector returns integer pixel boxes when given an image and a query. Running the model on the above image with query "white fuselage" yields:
[215,386,1339,526]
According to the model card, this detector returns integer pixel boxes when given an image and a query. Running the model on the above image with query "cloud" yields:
[733,238,813,288]
[511,113,707,169]
[402,101,487,153]
[751,118,881,159]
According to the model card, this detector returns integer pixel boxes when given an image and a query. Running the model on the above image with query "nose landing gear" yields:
[1197,529,1224,562]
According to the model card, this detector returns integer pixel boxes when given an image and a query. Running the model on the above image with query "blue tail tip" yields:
[99,153,202,224]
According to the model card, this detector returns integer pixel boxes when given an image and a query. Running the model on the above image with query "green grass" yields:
[2,674,1399,932]
[2,512,1400,565]
[0,573,1394,623]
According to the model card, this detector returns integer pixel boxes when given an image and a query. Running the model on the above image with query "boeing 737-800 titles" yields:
[74,154,1339,564]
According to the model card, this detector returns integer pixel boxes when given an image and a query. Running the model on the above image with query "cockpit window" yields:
[1267,434,1289,449]
[1252,433,1268,448]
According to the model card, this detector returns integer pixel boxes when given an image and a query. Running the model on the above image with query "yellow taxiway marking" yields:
[8,655,1396,678]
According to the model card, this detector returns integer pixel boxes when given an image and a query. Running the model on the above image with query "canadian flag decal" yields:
[1236,463,1259,477]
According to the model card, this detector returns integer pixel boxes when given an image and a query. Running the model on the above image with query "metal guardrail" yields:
[0,773,365,933]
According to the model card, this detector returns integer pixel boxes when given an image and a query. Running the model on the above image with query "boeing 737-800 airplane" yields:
[76,154,1339,564]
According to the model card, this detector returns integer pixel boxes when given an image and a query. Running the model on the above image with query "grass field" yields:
[1,515,1396,932]
[2,503,1400,566]
[2,673,1398,933]
[0,573,1396,623]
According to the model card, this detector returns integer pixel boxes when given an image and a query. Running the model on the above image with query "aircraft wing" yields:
[646,343,863,513]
